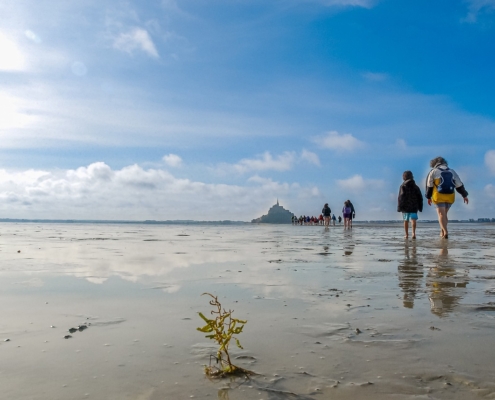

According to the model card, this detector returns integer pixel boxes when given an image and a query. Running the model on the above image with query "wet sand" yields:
[1,222,495,399]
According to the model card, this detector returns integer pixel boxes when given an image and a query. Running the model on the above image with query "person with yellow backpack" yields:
[425,156,469,239]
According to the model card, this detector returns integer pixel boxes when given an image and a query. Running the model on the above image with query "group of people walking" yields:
[292,156,469,239]
[292,200,356,228]
[322,200,356,229]
[292,214,340,226]
[398,156,468,239]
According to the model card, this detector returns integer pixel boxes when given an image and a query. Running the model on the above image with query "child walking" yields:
[397,170,423,238]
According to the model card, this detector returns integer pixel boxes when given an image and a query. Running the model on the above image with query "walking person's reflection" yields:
[398,240,423,308]
[343,230,354,256]
[426,243,469,317]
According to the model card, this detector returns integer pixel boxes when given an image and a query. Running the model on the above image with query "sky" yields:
[1,0,495,221]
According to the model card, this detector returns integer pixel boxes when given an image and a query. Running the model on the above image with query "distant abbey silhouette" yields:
[251,200,294,224]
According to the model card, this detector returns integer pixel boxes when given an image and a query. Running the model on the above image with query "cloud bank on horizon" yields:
[0,0,495,221]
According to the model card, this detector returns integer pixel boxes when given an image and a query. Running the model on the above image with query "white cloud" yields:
[113,28,159,58]
[0,162,322,220]
[230,152,296,174]
[337,174,384,193]
[362,72,388,82]
[304,0,376,8]
[215,150,319,176]
[71,61,88,76]
[0,32,26,71]
[395,138,407,150]
[485,150,495,175]
[163,154,183,167]
[313,131,365,151]
[300,149,321,166]
[0,92,38,131]
[24,30,41,43]
[463,0,495,23]
[485,184,495,198]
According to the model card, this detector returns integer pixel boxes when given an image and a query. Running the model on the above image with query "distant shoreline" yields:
[0,218,249,225]
[0,218,493,225]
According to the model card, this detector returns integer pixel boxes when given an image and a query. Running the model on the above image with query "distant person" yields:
[322,203,331,227]
[426,156,469,239]
[338,215,342,224]
[347,200,356,228]
[397,170,423,239]
[342,200,352,229]
[332,214,336,226]
[319,214,324,225]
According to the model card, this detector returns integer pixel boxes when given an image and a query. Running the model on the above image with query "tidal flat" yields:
[1,222,495,400]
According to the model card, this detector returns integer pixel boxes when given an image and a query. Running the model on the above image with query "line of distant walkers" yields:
[292,156,470,240]
[292,199,356,229]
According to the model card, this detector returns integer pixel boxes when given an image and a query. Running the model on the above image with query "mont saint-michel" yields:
[251,200,294,224]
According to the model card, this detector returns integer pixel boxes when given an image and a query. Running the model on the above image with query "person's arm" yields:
[397,185,404,212]
[416,185,423,212]
[350,203,355,218]
[425,169,434,199]
[456,185,469,203]
[455,185,468,197]
[425,169,434,205]
[451,169,469,201]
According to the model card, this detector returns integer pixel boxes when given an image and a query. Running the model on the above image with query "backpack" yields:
[437,167,455,194]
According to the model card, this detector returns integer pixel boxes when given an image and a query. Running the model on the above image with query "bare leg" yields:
[411,219,417,238]
[436,207,449,238]
[404,220,409,238]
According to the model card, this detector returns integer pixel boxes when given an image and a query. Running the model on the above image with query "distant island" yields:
[251,200,295,224]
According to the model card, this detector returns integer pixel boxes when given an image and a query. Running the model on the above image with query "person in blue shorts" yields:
[397,170,423,239]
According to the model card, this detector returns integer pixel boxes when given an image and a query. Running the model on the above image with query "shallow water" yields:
[1,222,495,399]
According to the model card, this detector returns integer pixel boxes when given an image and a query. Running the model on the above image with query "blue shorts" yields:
[403,213,418,221]
[434,202,452,210]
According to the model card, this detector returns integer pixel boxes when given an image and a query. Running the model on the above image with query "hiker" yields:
[397,170,423,239]
[322,203,331,227]
[347,200,356,228]
[342,200,352,229]
[426,157,469,239]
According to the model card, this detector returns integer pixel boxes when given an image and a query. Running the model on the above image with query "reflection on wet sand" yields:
[397,240,471,316]
[1,223,495,400]
[398,240,423,308]
[426,243,469,317]
[344,230,355,256]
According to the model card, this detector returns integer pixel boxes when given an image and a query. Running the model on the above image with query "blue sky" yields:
[1,0,495,221]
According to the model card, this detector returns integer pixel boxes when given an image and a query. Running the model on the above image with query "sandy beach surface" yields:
[1,222,495,400]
